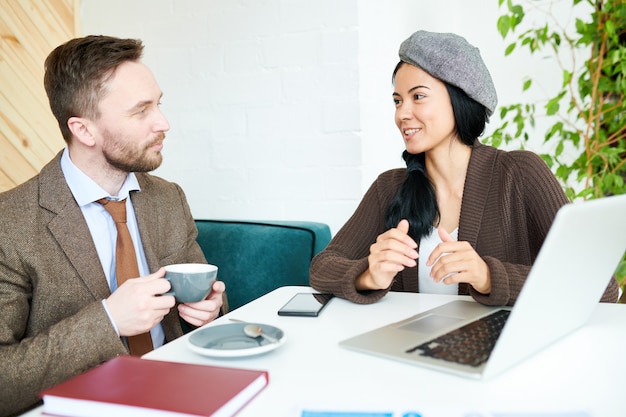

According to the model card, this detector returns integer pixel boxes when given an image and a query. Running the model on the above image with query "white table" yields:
[23,286,626,416]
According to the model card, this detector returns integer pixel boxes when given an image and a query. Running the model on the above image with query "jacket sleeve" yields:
[0,275,127,417]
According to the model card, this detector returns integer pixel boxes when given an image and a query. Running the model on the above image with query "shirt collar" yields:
[60,147,141,207]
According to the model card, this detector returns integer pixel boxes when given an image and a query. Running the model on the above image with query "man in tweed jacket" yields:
[0,36,225,416]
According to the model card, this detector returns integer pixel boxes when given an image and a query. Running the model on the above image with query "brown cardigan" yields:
[310,141,619,306]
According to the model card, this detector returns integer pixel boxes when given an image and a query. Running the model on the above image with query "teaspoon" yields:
[242,324,279,344]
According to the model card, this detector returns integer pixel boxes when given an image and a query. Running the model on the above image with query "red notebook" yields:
[40,355,269,417]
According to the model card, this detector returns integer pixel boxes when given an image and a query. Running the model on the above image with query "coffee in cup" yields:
[163,263,218,303]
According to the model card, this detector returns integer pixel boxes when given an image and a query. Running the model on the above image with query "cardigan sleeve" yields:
[310,170,406,304]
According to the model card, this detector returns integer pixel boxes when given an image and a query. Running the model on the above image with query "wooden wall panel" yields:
[0,0,78,192]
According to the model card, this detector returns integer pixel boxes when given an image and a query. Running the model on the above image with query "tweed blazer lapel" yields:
[39,153,111,300]
[130,179,160,271]
[131,174,184,341]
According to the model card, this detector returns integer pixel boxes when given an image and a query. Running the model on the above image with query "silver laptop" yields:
[339,194,626,379]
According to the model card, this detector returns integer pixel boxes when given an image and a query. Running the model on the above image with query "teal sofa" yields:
[194,220,332,312]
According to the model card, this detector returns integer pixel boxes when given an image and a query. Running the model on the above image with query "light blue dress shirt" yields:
[60,148,165,348]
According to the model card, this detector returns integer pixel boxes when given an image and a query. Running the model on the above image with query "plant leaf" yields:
[505,42,516,55]
[497,15,511,38]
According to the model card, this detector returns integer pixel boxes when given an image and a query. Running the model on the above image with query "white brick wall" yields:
[80,0,569,234]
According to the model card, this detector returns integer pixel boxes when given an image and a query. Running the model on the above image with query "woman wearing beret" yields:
[309,30,618,306]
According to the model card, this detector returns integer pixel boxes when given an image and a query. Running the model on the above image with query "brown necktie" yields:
[98,198,153,356]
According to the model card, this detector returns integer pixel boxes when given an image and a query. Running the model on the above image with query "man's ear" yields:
[67,116,96,147]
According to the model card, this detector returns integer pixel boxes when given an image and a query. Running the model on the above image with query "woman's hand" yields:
[427,227,491,294]
[356,219,418,291]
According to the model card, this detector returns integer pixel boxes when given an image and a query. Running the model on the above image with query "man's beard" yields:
[102,131,164,173]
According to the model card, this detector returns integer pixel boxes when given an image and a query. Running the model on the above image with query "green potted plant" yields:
[487,0,626,301]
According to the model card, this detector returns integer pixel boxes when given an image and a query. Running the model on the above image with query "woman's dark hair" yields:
[446,82,490,146]
[385,61,490,241]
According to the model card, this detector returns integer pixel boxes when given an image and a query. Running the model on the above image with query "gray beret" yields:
[399,30,497,115]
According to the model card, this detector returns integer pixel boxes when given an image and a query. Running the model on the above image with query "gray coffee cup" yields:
[163,263,218,303]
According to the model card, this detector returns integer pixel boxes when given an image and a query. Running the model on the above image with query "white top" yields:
[418,227,459,295]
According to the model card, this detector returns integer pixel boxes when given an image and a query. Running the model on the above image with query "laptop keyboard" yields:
[406,309,511,367]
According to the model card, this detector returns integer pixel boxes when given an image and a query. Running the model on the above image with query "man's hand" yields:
[105,268,175,336]
[177,280,226,327]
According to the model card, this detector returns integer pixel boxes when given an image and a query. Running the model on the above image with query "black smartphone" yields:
[277,292,334,317]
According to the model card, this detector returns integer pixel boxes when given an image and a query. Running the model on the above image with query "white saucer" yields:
[187,322,286,358]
